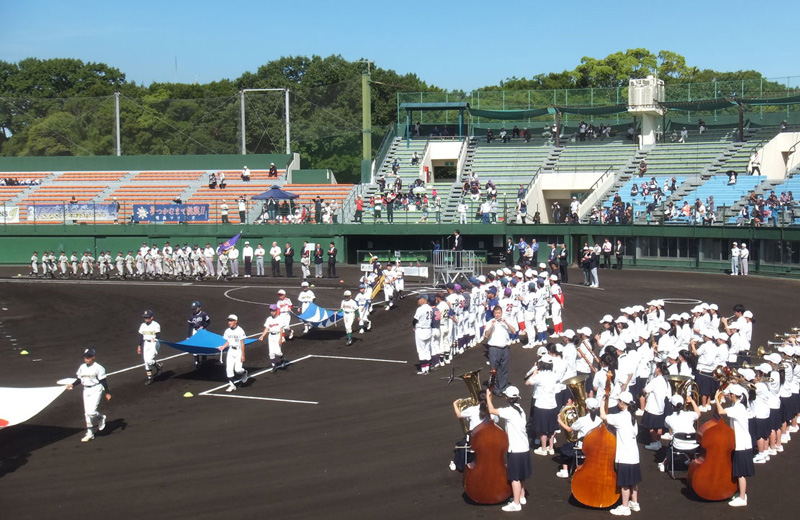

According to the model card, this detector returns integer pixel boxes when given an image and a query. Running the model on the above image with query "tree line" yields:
[0,50,789,182]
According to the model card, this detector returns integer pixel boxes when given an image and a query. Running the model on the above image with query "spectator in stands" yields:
[698,119,707,135]
[111,197,120,224]
[669,177,677,192]
[551,201,561,223]
[377,175,386,192]
[434,196,442,223]
[486,128,494,143]
[517,201,527,224]
[242,166,251,182]
[386,192,395,223]
[237,195,247,223]
[638,160,647,178]
[414,122,421,136]
[219,171,227,189]
[588,124,596,140]
[354,196,363,223]
[781,121,789,132]
[411,152,419,166]
[589,207,601,224]
[314,196,324,224]
[578,121,587,142]
[630,183,639,197]
[523,128,531,143]
[679,127,688,143]
[681,201,691,218]
[371,195,382,223]
[208,172,217,189]
[532,211,541,225]
[279,200,290,223]
[627,124,635,141]
[266,197,277,221]
[512,126,520,139]
[727,170,738,186]
[461,180,470,198]
[517,184,527,206]
[391,159,400,175]
[220,200,229,224]
[269,163,278,178]
[706,196,715,213]
[486,180,497,200]
[748,152,761,175]
[500,128,509,143]
[570,197,580,222]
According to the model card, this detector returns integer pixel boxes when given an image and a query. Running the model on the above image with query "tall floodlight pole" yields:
[240,88,291,155]
[362,70,371,163]
[114,91,121,156]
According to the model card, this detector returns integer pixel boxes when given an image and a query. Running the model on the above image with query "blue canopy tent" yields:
[159,329,258,355]
[252,185,300,201]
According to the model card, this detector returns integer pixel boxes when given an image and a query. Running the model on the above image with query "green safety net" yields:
[660,99,736,111]
[555,104,628,116]
[468,107,553,120]
[736,94,800,106]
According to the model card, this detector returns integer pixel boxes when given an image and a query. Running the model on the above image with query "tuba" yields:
[666,374,700,411]
[456,369,483,435]
[558,374,590,442]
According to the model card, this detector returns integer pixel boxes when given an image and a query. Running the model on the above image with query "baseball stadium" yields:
[3,37,800,520]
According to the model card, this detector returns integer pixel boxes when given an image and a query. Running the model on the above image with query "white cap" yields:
[743,310,753,318]
[540,354,554,363]
[701,328,716,338]
[524,269,534,278]
[515,272,523,279]
[563,329,576,339]
[716,331,729,341]
[550,274,559,281]
[513,265,521,271]
[618,391,635,404]
[659,323,671,331]
[554,344,564,353]
[578,327,593,336]
[245,241,250,244]
[503,268,512,275]
[539,262,547,270]
[757,363,772,373]
[301,281,309,287]
[227,314,238,321]
[537,346,548,357]
[670,394,684,406]
[585,397,599,410]
[647,300,658,306]
[504,386,521,398]
[742,243,747,247]
[616,316,629,324]
[765,353,782,364]
[739,368,756,381]
[680,312,690,320]
[343,290,352,296]
[478,275,486,283]
[600,315,614,323]
[278,289,286,295]
[656,300,665,307]
[709,304,718,311]
[725,384,746,397]
[668,314,681,321]
[701,302,710,310]
[668,350,679,360]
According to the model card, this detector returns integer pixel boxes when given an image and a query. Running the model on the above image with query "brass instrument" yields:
[558,374,590,442]
[666,374,700,411]
[757,346,771,358]
[455,369,483,435]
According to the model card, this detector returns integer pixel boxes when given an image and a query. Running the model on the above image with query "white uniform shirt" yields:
[644,376,671,415]
[341,298,359,315]
[298,289,316,307]
[606,410,640,464]
[276,298,293,316]
[726,401,753,450]
[270,246,281,261]
[496,405,529,453]
[526,370,558,409]
[262,316,283,336]
[138,321,161,346]
[223,326,246,349]
[664,411,699,450]
[571,414,603,447]
[413,303,432,329]
[77,362,107,387]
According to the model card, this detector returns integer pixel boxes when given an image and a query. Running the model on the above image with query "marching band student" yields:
[593,353,620,414]
[641,362,671,451]
[450,394,492,471]
[600,390,641,516]
[764,353,784,454]
[658,394,700,471]
[555,397,602,478]
[714,385,754,507]
[753,362,774,463]
[486,387,531,512]
[778,345,795,444]
[691,329,718,412]
[525,353,560,457]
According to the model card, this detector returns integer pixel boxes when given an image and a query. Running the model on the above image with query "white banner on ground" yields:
[0,386,67,429]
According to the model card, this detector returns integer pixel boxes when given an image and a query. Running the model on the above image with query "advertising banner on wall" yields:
[131,204,209,222]
[26,204,118,222]
[0,206,20,223]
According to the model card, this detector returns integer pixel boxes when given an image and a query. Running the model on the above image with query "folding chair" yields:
[668,433,699,479]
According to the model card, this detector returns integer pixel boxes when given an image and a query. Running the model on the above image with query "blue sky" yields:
[4,0,798,91]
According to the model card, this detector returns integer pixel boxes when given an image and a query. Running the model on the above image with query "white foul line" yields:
[198,354,313,395]
[310,354,407,364]
[202,393,319,405]
[106,352,189,377]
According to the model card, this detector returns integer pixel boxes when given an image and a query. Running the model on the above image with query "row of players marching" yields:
[412,265,567,375]
[29,244,242,280]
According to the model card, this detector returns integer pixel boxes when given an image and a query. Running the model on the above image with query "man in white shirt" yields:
[739,243,750,276]
[203,243,216,277]
[484,305,518,394]
[228,245,240,277]
[730,242,740,275]
[270,241,282,277]
[254,243,266,276]
[242,241,254,278]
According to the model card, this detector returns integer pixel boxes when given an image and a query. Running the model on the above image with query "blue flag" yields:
[217,232,242,255]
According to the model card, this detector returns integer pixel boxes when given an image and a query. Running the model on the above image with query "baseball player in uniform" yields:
[58,251,69,277]
[188,300,211,367]
[413,296,434,375]
[30,251,38,276]
[276,289,294,339]
[259,305,286,369]
[395,263,405,300]
[340,290,359,345]
[137,310,162,385]
[67,347,111,443]
[297,281,316,334]
[218,314,249,392]
[355,284,372,334]
[70,251,79,276]
[383,263,397,310]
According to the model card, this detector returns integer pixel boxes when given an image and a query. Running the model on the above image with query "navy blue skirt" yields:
[755,417,771,440]
[732,449,755,478]
[532,406,559,435]
[641,411,666,430]
[696,372,715,397]
[616,462,642,487]
[769,407,782,431]
[507,451,532,482]
[781,396,792,424]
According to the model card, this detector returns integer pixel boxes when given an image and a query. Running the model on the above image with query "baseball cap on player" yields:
[191,301,201,309]
[83,347,96,358]
[344,290,352,296]
[227,314,239,321]
[142,310,154,318]
[301,281,309,287]
[278,289,286,295]
[269,305,278,312]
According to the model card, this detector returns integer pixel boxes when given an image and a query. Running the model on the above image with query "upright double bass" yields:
[571,370,620,508]
[462,369,512,504]
[687,384,736,501]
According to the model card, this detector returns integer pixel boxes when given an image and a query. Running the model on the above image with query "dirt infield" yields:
[1,266,799,519]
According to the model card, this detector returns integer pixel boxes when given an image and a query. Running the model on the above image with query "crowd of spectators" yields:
[0,177,42,186]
